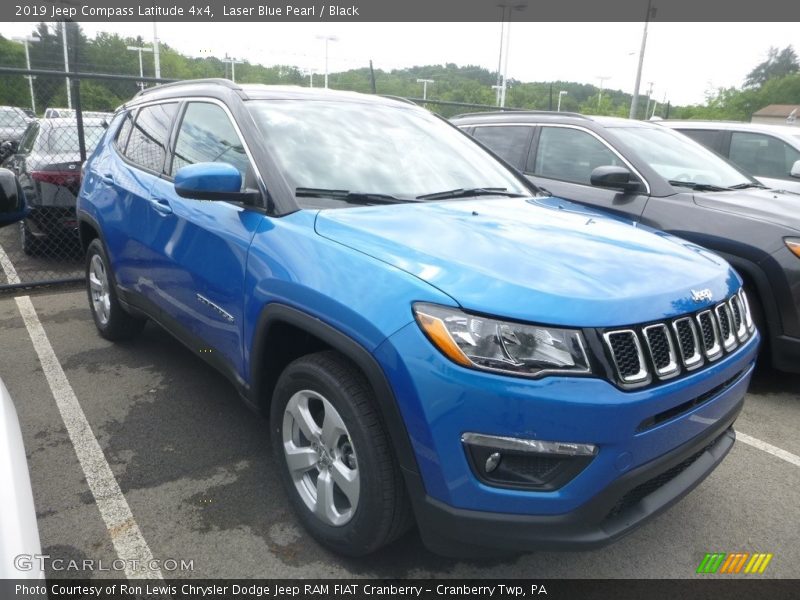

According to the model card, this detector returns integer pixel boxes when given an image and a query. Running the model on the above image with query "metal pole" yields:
[153,20,161,79]
[597,76,610,111]
[61,22,71,109]
[495,7,506,106]
[137,49,144,90]
[629,0,653,119]
[500,17,512,108]
[23,40,36,114]
[324,39,329,88]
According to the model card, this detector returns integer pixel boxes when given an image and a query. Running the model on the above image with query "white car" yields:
[659,120,800,193]
[0,377,43,579]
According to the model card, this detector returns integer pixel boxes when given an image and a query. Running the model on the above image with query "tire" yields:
[744,286,768,360]
[271,350,412,556]
[20,221,39,256]
[85,238,146,341]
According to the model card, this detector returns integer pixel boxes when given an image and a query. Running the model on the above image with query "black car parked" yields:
[6,117,105,254]
[452,111,800,373]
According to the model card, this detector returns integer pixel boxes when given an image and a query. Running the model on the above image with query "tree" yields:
[744,46,799,88]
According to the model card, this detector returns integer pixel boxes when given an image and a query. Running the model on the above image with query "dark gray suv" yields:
[452,112,800,373]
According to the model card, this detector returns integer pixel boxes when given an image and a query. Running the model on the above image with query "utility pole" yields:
[557,90,568,112]
[223,55,245,83]
[495,2,527,107]
[14,35,39,114]
[316,35,338,89]
[629,0,654,119]
[152,20,161,79]
[597,76,610,111]
[127,45,153,91]
[416,78,434,101]
[61,21,72,109]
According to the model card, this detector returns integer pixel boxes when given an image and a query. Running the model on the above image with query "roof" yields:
[129,78,418,109]
[451,111,657,129]
[751,104,800,118]
[658,120,800,139]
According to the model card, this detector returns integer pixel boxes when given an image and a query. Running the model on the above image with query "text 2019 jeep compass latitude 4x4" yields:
[76,80,759,557]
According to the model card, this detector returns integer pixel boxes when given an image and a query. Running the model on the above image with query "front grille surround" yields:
[671,317,704,371]
[642,324,679,379]
[602,291,754,387]
[602,330,649,385]
[696,310,723,361]
[715,303,737,352]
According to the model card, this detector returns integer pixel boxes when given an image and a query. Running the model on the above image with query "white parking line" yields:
[0,244,162,579]
[737,431,800,469]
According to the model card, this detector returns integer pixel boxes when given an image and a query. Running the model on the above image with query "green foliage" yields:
[1,26,794,123]
[744,46,799,88]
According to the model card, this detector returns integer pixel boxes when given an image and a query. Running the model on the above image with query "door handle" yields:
[150,196,173,215]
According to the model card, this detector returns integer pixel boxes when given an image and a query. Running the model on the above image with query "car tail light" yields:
[31,169,80,187]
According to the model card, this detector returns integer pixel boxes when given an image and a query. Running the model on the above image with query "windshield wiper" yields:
[668,180,731,192]
[728,182,768,190]
[415,187,527,201]
[295,187,413,205]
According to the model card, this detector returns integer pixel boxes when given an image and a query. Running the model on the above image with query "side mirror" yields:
[0,168,27,228]
[174,162,259,204]
[590,166,641,192]
[790,159,800,179]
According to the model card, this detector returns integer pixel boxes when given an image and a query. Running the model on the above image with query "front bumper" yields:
[375,322,758,553]
[406,401,739,555]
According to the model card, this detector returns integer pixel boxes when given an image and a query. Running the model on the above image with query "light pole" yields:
[644,81,654,120]
[629,0,655,119]
[416,78,434,100]
[222,55,245,83]
[495,2,527,107]
[61,21,71,109]
[127,45,153,92]
[152,21,161,79]
[557,90,568,112]
[13,35,39,114]
[316,35,338,89]
[596,76,610,111]
[303,69,316,88]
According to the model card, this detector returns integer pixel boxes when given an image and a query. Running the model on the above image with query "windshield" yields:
[610,126,753,189]
[246,100,529,203]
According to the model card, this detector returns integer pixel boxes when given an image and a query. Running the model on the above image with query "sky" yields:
[1,21,798,105]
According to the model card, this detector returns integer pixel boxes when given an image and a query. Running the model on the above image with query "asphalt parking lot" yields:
[1,269,799,578]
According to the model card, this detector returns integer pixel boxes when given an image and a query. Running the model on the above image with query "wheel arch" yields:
[249,303,420,475]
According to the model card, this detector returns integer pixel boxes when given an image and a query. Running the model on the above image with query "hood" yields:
[693,188,800,233]
[314,197,740,327]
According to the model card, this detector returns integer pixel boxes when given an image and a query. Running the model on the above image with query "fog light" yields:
[462,432,597,491]
[485,452,501,473]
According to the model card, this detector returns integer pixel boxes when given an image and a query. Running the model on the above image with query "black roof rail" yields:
[452,109,591,120]
[134,78,241,98]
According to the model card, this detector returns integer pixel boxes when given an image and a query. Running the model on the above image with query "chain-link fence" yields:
[0,66,518,293]
[0,67,175,292]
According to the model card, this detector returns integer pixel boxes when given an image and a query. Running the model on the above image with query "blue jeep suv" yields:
[76,80,759,557]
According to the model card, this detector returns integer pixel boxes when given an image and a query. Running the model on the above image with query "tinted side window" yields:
[115,111,134,152]
[533,127,623,185]
[170,103,250,187]
[472,126,532,170]
[729,132,800,180]
[679,129,721,152]
[124,103,178,173]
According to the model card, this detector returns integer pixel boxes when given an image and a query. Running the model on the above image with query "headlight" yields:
[786,238,800,259]
[413,303,592,377]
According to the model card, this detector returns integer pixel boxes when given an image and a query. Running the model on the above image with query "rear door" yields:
[525,124,651,220]
[103,102,180,294]
[146,100,265,377]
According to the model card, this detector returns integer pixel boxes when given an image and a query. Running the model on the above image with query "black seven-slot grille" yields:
[602,289,754,386]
